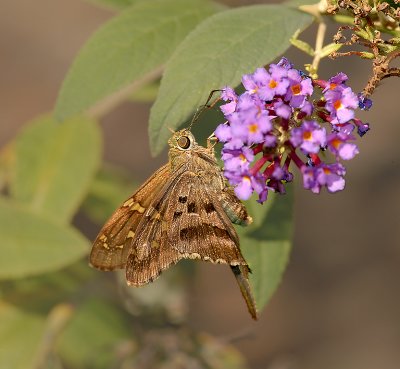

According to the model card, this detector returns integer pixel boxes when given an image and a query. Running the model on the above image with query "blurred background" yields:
[1,0,399,368]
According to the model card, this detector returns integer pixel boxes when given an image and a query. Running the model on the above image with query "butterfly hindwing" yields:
[90,164,170,271]
[167,172,248,265]
[125,168,248,285]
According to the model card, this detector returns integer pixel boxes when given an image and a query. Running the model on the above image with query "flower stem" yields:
[250,155,268,175]
[310,21,327,79]
[289,150,305,169]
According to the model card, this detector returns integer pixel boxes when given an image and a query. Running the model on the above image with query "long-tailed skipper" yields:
[90,127,258,319]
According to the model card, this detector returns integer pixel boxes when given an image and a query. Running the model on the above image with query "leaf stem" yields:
[310,21,327,79]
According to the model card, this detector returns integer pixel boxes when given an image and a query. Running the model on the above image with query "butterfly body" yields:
[90,129,258,319]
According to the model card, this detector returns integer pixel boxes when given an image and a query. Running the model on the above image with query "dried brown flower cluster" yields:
[327,0,400,96]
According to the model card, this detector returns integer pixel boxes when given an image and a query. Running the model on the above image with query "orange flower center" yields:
[303,131,312,140]
[331,138,341,149]
[329,83,337,90]
[248,123,258,133]
[239,154,247,162]
[323,167,331,174]
[269,80,278,89]
[334,100,342,110]
[291,84,301,95]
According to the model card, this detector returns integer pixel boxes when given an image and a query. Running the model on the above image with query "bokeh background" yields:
[1,1,399,368]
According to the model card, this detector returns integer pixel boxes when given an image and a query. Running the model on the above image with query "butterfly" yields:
[90,128,258,319]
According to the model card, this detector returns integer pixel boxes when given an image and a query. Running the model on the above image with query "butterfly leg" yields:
[207,132,218,150]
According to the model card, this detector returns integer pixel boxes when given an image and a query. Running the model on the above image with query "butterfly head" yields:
[168,129,197,151]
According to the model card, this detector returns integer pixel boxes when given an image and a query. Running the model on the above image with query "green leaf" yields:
[82,164,137,224]
[0,301,45,369]
[0,199,89,279]
[149,4,313,155]
[57,299,132,369]
[238,187,294,311]
[11,115,101,223]
[359,51,375,59]
[54,0,221,121]
[319,42,342,58]
[290,38,314,56]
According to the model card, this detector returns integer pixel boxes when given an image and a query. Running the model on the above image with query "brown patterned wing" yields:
[125,169,247,286]
[166,171,248,266]
[122,167,257,319]
[162,171,258,320]
[125,170,186,286]
[90,164,170,271]
[125,227,182,286]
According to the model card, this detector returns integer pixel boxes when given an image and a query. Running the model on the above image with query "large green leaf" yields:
[238,188,294,312]
[0,199,89,279]
[0,302,45,369]
[57,299,132,369]
[149,4,313,155]
[11,115,101,223]
[54,0,221,121]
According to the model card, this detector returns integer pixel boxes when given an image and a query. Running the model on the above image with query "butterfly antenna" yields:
[188,89,223,130]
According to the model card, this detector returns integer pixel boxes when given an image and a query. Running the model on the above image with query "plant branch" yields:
[310,21,327,78]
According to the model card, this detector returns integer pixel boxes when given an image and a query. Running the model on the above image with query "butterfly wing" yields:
[125,225,182,286]
[166,172,248,265]
[125,169,185,286]
[90,164,170,271]
[125,168,257,317]
[125,169,248,286]
[165,170,257,319]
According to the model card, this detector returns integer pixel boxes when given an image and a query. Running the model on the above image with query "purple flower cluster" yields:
[215,58,372,203]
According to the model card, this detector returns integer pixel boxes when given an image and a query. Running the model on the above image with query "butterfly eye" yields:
[177,136,191,150]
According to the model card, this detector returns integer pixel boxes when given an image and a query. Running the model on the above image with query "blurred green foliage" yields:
[54,0,222,121]
[0,0,315,367]
[10,115,101,223]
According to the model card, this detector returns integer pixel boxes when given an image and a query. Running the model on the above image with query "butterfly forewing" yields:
[125,168,187,285]
[90,164,170,270]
